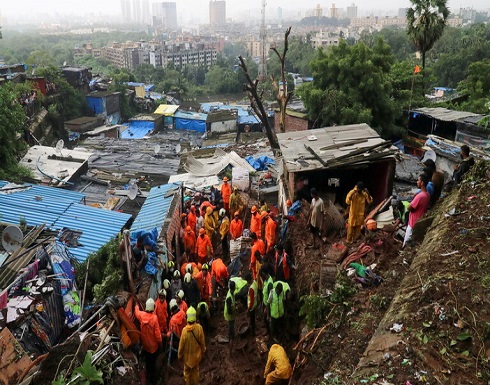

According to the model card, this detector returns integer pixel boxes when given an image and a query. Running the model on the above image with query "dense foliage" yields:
[0,84,30,180]
[297,39,403,137]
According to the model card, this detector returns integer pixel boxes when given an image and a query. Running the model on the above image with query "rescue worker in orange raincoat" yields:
[220,176,232,213]
[229,211,243,240]
[187,205,197,233]
[250,205,262,238]
[183,226,196,260]
[345,181,373,243]
[167,298,187,340]
[250,232,265,280]
[211,257,229,303]
[195,263,212,305]
[265,212,277,254]
[134,298,162,385]
[155,289,169,336]
[263,344,292,385]
[178,306,206,385]
[195,228,213,264]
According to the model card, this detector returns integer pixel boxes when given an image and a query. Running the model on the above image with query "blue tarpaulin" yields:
[175,117,206,133]
[245,155,275,171]
[121,121,155,139]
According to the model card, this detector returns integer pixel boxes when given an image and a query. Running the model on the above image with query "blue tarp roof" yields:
[131,183,180,237]
[173,111,208,121]
[238,114,259,125]
[126,82,155,92]
[0,181,131,262]
[120,121,155,139]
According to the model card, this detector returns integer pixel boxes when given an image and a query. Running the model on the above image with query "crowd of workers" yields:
[121,144,475,385]
[122,176,294,385]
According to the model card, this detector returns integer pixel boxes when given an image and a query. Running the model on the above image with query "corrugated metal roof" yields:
[131,183,180,236]
[154,104,179,116]
[0,181,131,262]
[173,110,208,121]
[413,107,482,122]
[277,124,392,173]
[54,204,131,261]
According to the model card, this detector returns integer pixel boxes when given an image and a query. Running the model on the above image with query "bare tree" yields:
[270,27,293,134]
[238,55,280,150]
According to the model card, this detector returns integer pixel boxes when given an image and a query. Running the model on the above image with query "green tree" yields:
[37,65,87,120]
[0,84,30,180]
[406,0,449,70]
[456,60,490,114]
[297,39,400,137]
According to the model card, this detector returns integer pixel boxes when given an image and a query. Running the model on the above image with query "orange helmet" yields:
[190,205,196,212]
[251,205,257,213]
[181,213,187,218]
[199,228,205,235]
[186,225,192,232]
[286,199,292,207]
[366,219,377,231]
[223,176,229,182]
[234,211,240,217]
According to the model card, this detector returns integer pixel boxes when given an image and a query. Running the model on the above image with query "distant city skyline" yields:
[2,0,488,25]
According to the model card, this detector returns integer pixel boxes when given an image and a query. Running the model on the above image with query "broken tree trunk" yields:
[238,56,280,151]
[271,26,293,134]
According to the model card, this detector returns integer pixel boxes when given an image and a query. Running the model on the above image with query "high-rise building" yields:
[133,0,142,24]
[141,0,151,24]
[209,1,226,26]
[152,2,177,30]
[121,0,132,23]
[314,4,323,17]
[329,3,339,19]
[277,7,282,25]
[346,3,358,19]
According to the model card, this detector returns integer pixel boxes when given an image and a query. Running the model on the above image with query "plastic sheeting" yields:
[245,155,275,171]
[121,121,155,139]
[175,117,206,133]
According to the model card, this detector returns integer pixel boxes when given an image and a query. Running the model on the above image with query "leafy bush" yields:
[75,238,122,303]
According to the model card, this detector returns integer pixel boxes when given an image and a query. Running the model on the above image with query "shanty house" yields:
[65,116,105,133]
[408,107,484,142]
[154,104,179,129]
[173,110,207,133]
[277,124,397,206]
[274,109,312,132]
[207,109,237,134]
[62,66,92,94]
[120,114,164,139]
[86,91,121,125]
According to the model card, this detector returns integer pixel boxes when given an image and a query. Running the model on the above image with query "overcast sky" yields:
[2,0,488,20]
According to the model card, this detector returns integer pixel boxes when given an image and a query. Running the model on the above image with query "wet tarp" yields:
[184,148,255,176]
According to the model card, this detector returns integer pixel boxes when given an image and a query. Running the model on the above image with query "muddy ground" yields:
[31,162,490,385]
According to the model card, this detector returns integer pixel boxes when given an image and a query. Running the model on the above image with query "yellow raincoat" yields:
[219,216,230,240]
[345,186,373,227]
[204,207,216,238]
[178,323,206,385]
[345,186,373,242]
[264,344,292,384]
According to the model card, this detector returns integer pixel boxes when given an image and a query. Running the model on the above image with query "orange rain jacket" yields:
[135,306,162,354]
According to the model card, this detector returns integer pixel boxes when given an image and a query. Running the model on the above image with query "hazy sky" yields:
[2,0,488,19]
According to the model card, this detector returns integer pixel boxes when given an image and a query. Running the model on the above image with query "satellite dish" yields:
[2,225,23,253]
[154,144,161,155]
[55,139,64,156]
[175,144,181,154]
[128,184,139,200]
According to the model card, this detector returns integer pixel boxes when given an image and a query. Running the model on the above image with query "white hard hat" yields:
[163,279,170,289]
[186,263,192,273]
[177,290,185,299]
[184,272,192,284]
[145,298,155,311]
[219,208,226,217]
[173,270,181,278]
[169,299,178,311]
